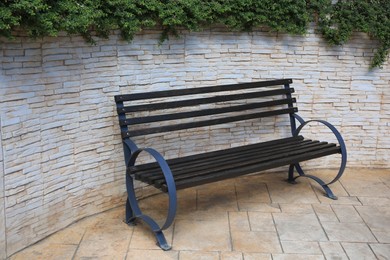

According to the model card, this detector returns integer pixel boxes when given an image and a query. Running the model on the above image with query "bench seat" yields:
[130,135,341,192]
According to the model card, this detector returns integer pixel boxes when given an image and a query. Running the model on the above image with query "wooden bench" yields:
[114,78,347,250]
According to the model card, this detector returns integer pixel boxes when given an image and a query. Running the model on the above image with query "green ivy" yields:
[1,0,389,68]
[310,0,390,68]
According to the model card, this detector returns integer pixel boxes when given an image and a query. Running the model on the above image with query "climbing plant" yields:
[309,0,390,68]
[1,0,389,68]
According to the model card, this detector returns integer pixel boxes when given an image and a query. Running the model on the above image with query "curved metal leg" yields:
[291,117,348,186]
[289,163,340,200]
[321,184,337,200]
[155,231,171,251]
[125,172,173,250]
[125,198,136,226]
[287,164,298,184]
[125,148,177,251]
[287,116,348,200]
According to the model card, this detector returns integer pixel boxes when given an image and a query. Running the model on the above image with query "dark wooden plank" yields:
[162,146,341,192]
[123,107,297,137]
[153,142,337,188]
[120,98,296,126]
[134,139,314,181]
[143,140,321,184]
[119,88,294,113]
[134,138,309,179]
[115,79,293,102]
[130,135,304,174]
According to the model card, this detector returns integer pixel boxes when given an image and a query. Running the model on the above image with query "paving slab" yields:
[235,182,270,203]
[238,202,281,212]
[228,211,250,232]
[8,169,390,260]
[271,254,324,260]
[280,241,322,255]
[319,241,349,260]
[231,231,282,253]
[340,172,390,197]
[273,213,327,241]
[331,205,363,223]
[173,219,231,251]
[9,244,77,260]
[243,252,272,260]
[179,251,219,260]
[342,242,377,259]
[126,249,179,260]
[279,203,314,214]
[370,243,390,260]
[197,185,238,212]
[312,204,338,222]
[248,212,275,232]
[268,181,320,204]
[355,205,390,243]
[322,222,377,243]
[220,251,244,260]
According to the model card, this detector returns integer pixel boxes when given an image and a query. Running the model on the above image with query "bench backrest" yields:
[115,79,297,139]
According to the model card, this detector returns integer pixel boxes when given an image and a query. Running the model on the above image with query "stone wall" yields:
[0,27,389,257]
[0,117,6,260]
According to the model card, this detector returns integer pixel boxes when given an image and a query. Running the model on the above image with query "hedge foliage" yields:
[1,0,389,68]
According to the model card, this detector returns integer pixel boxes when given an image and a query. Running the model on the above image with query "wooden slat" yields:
[133,138,312,181]
[145,140,321,184]
[123,107,297,137]
[120,98,296,126]
[130,135,304,174]
[153,142,336,188]
[118,88,294,113]
[115,79,293,102]
[162,146,341,192]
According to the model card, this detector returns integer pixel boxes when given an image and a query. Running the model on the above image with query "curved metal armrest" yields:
[123,138,139,154]
[122,139,139,167]
[128,147,177,231]
[292,114,347,185]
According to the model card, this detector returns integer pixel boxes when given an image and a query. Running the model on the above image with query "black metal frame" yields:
[117,107,177,251]
[284,84,347,199]
[287,114,347,199]
[124,142,176,250]
[115,79,347,250]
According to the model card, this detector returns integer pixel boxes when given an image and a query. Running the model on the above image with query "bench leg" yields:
[125,148,178,250]
[288,117,347,200]
[287,163,339,200]
[124,198,136,226]
[287,164,297,184]
[125,171,176,250]
[155,231,172,251]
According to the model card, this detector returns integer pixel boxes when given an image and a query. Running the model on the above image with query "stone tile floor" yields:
[10,168,390,259]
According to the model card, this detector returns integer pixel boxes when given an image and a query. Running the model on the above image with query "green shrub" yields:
[1,0,389,68]
[310,0,390,68]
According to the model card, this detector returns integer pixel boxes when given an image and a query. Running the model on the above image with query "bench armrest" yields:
[122,139,140,167]
[128,147,177,230]
[292,114,347,185]
[123,138,139,154]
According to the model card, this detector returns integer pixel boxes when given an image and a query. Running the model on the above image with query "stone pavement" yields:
[9,168,390,259]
